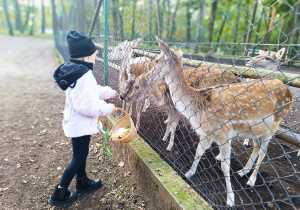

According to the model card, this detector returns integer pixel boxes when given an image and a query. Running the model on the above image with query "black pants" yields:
[59,135,90,188]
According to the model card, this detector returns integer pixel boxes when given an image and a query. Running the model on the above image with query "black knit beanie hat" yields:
[67,31,97,58]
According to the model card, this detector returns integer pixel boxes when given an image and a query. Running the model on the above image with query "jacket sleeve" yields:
[97,85,117,100]
[70,72,114,117]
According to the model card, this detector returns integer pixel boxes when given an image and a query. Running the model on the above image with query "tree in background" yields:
[2,0,14,35]
[14,0,23,34]
[194,0,205,53]
[205,0,218,53]
[148,0,152,41]
[41,0,45,33]
[29,0,35,35]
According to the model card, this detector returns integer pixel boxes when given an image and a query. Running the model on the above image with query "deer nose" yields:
[245,59,250,63]
[119,95,125,100]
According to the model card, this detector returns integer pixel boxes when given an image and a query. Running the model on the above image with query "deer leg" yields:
[243,138,250,146]
[166,111,180,151]
[125,101,132,115]
[247,133,271,187]
[185,137,212,179]
[216,137,251,161]
[135,100,142,130]
[219,142,234,207]
[142,98,150,113]
[237,138,260,177]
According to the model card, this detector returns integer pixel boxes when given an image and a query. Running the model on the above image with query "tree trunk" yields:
[194,0,205,53]
[186,0,192,43]
[243,0,250,43]
[244,0,258,55]
[264,6,276,44]
[156,0,161,38]
[205,0,218,53]
[155,0,162,38]
[77,0,85,32]
[214,11,229,53]
[148,0,153,41]
[118,0,125,40]
[51,0,59,49]
[41,0,45,33]
[232,0,241,55]
[131,0,137,40]
[23,0,32,31]
[166,0,170,40]
[93,0,101,36]
[60,0,68,31]
[112,0,119,38]
[3,0,14,35]
[14,0,23,33]
[169,0,180,41]
[29,0,35,35]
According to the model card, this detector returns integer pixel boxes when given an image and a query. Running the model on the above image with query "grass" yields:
[0,29,54,39]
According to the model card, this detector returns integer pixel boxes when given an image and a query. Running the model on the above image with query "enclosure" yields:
[52,0,300,209]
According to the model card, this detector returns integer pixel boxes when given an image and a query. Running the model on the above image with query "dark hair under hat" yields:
[67,31,97,58]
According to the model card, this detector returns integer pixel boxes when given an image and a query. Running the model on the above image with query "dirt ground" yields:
[0,36,151,210]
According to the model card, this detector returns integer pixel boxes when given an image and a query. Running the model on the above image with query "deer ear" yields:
[156,36,171,59]
[276,48,285,60]
[177,49,183,57]
[259,50,265,55]
[131,38,141,47]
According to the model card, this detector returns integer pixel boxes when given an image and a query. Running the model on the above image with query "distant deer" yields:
[243,48,286,146]
[107,39,152,129]
[141,37,294,206]
[245,48,285,70]
[122,51,242,151]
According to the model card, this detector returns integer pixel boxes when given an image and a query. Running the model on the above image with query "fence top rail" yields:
[94,43,300,88]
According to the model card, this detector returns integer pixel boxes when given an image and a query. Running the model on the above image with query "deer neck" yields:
[163,59,209,124]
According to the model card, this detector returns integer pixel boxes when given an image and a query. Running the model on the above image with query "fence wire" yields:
[52,0,300,209]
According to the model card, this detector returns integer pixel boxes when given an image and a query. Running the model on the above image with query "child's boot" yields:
[76,176,102,194]
[48,185,78,206]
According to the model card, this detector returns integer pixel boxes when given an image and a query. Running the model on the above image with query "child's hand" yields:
[111,104,118,112]
[113,92,119,98]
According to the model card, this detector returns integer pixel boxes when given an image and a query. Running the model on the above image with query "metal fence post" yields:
[103,0,108,86]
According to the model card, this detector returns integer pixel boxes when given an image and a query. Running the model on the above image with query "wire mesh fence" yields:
[52,0,300,209]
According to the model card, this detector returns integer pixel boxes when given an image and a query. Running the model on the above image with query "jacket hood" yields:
[53,59,94,90]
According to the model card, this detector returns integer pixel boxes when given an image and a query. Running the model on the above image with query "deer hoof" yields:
[184,171,194,179]
[246,177,256,187]
[215,153,221,161]
[237,169,246,177]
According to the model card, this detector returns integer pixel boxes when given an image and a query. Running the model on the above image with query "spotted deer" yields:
[123,50,243,151]
[148,37,294,206]
[107,39,152,129]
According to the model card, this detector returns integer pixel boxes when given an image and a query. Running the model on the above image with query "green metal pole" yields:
[71,0,75,30]
[104,0,109,86]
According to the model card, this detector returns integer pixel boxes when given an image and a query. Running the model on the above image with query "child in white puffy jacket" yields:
[49,31,118,206]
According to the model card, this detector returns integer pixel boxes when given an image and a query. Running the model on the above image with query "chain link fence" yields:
[52,0,300,209]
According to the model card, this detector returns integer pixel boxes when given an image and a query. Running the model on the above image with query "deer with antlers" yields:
[129,37,294,206]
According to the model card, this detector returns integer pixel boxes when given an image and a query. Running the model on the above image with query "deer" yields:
[107,39,153,129]
[245,48,285,70]
[139,37,294,206]
[122,51,245,152]
[243,48,286,146]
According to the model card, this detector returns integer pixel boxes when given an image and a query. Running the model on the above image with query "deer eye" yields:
[265,57,271,60]
[135,86,139,89]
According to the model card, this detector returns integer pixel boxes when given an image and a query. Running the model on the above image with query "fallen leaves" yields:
[0,188,8,192]
[118,161,124,167]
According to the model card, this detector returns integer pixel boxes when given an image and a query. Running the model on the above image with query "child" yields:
[49,31,118,206]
